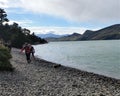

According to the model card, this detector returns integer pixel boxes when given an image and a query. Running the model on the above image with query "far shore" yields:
[0,48,120,96]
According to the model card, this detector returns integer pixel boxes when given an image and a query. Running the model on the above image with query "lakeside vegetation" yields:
[0,45,14,71]
[0,8,47,71]
[0,8,47,48]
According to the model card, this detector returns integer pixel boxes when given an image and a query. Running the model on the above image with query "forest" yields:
[0,8,47,48]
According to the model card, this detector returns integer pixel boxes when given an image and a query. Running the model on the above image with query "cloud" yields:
[0,0,22,8]
[0,0,9,8]
[1,0,120,23]
[6,8,27,15]
[20,0,120,23]
[27,26,92,35]
[1,0,119,35]
[4,19,33,27]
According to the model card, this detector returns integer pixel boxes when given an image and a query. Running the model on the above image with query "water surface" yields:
[34,40,120,79]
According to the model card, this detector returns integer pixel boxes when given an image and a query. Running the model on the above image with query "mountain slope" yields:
[79,24,120,40]
[44,24,120,42]
[46,33,82,42]
[37,33,68,38]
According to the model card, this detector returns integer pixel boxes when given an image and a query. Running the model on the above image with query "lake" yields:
[34,40,120,79]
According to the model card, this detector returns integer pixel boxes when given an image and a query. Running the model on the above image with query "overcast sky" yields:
[0,0,120,34]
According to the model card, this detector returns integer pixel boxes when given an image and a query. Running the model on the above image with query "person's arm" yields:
[20,47,25,53]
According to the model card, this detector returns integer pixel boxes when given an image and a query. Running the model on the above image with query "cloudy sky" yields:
[0,0,120,35]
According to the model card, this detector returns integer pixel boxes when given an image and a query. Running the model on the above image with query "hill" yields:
[37,33,69,38]
[45,24,120,42]
[79,24,120,40]
[46,33,82,42]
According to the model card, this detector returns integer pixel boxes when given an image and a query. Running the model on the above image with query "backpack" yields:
[30,46,35,53]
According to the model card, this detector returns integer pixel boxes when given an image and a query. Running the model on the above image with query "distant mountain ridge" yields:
[44,24,120,42]
[37,33,69,38]
[46,33,82,41]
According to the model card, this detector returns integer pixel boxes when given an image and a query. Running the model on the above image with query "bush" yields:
[0,46,14,71]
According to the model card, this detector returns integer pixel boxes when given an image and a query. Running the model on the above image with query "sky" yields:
[0,0,120,35]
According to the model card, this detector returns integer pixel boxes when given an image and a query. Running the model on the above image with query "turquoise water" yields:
[34,40,120,79]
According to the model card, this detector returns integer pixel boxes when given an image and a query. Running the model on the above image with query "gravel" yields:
[0,48,120,96]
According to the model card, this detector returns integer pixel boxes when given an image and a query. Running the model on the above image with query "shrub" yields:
[0,46,14,71]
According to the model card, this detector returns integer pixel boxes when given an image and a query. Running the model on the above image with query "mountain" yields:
[79,24,120,40]
[46,24,120,42]
[37,33,68,38]
[46,33,82,42]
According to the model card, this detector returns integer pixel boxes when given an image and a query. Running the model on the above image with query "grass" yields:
[0,45,14,71]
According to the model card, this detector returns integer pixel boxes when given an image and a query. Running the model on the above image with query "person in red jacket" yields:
[20,43,31,63]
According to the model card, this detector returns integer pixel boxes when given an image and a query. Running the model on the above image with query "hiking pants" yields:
[25,53,31,61]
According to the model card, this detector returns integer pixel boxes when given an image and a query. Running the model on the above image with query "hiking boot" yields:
[27,60,31,63]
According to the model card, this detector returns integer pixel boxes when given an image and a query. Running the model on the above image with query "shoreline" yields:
[36,57,120,82]
[0,48,120,96]
[36,57,120,83]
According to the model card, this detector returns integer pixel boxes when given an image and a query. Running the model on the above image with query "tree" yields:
[31,32,35,36]
[12,22,19,28]
[0,8,48,48]
[0,8,9,26]
[22,28,30,35]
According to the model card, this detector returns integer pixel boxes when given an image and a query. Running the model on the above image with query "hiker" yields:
[29,44,35,59]
[20,43,31,63]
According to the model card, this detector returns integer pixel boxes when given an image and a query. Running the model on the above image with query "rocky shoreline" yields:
[0,48,120,96]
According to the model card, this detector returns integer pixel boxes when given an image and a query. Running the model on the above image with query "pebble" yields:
[0,48,120,96]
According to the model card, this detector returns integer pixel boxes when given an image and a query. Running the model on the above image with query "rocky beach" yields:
[0,48,120,96]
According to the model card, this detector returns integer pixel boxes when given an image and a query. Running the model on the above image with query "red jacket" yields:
[21,46,31,54]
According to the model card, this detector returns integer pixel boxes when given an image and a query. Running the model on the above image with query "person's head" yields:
[28,44,32,47]
[24,42,28,46]
[23,42,28,47]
